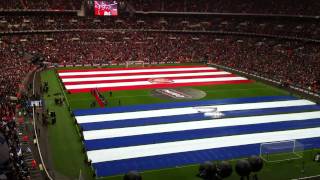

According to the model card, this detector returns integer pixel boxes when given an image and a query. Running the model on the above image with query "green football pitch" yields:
[40,65,320,180]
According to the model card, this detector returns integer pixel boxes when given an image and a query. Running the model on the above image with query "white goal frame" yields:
[126,61,145,68]
[259,139,303,163]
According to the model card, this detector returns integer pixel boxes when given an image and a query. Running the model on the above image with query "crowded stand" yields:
[0,39,34,179]
[0,1,320,179]
[0,111,31,180]
[132,0,320,15]
[1,0,320,16]
[0,0,80,10]
[1,32,319,93]
[1,15,319,39]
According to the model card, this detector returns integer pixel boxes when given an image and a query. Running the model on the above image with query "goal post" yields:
[126,61,145,68]
[260,140,304,163]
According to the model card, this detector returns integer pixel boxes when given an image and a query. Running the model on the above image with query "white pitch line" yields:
[86,127,320,163]
[59,67,216,76]
[65,77,248,90]
[61,71,231,83]
[75,99,315,124]
[83,111,320,140]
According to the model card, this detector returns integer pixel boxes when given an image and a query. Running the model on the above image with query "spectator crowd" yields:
[1,15,319,40]
[0,37,34,179]
[1,32,318,93]
[1,0,320,16]
[0,0,80,10]
[0,113,31,180]
[132,0,320,15]
[0,1,319,178]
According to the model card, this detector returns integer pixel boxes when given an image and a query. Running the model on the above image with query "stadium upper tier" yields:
[0,0,320,16]
[0,15,319,40]
[132,0,320,15]
[0,0,80,10]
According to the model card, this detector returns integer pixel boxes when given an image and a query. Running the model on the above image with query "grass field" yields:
[40,65,320,180]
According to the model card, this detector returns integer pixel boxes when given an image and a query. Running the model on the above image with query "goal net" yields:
[126,61,145,68]
[260,140,304,163]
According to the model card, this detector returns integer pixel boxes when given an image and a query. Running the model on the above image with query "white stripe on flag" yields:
[61,71,231,83]
[76,99,315,124]
[87,127,320,163]
[83,111,320,140]
[65,77,248,90]
[59,67,216,76]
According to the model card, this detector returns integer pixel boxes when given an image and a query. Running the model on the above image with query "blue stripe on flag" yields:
[80,105,320,131]
[74,96,297,116]
[91,137,320,177]
[84,118,320,151]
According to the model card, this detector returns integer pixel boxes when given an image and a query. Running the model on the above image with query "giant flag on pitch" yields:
[58,66,252,93]
[73,96,320,177]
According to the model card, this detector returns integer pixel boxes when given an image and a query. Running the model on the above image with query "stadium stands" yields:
[1,32,319,93]
[0,15,319,39]
[1,0,320,15]
[0,96,31,180]
[0,0,319,179]
[0,0,80,10]
[0,35,35,179]
[132,0,320,15]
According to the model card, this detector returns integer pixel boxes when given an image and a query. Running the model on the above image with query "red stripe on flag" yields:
[67,80,253,93]
[63,74,238,85]
[58,65,208,73]
[59,69,220,78]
